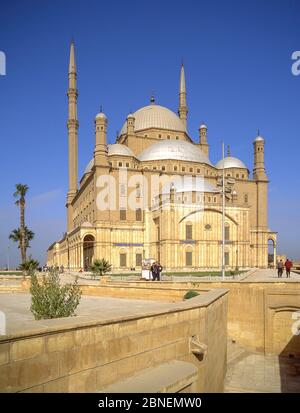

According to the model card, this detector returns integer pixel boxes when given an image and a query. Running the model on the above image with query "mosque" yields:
[47,42,277,271]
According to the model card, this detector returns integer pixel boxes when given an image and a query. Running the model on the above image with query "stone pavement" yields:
[243,268,300,282]
[0,293,172,336]
[225,340,300,393]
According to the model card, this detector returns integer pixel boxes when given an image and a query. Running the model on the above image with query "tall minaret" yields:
[198,122,209,156]
[253,132,268,230]
[178,63,188,130]
[253,133,267,181]
[94,110,108,167]
[66,41,79,232]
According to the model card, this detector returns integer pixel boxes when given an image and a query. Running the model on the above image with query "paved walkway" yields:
[243,268,300,282]
[225,340,300,393]
[0,293,172,336]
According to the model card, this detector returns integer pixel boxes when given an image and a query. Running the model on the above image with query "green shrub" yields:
[89,258,112,279]
[19,256,39,277]
[183,290,200,300]
[30,269,82,320]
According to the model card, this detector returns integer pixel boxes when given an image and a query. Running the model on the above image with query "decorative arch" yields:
[184,244,194,267]
[179,207,239,226]
[268,238,276,268]
[83,234,95,271]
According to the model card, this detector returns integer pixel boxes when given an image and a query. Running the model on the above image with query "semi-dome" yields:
[84,158,94,174]
[161,179,219,195]
[119,104,186,136]
[138,139,212,164]
[83,144,135,174]
[108,143,135,157]
[216,156,247,169]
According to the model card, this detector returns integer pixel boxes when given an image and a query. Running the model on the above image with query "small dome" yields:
[254,135,264,142]
[199,123,207,129]
[138,139,212,164]
[95,112,107,120]
[108,144,136,157]
[119,104,185,136]
[127,113,135,119]
[216,156,247,169]
[83,144,136,175]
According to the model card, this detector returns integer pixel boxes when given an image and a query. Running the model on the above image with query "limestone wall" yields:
[0,289,228,393]
[170,280,300,355]
[89,279,300,356]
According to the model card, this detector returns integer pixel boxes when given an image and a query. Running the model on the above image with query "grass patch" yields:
[0,271,23,276]
[108,270,244,278]
[163,271,243,277]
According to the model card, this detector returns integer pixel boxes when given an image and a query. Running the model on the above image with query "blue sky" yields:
[0,0,299,267]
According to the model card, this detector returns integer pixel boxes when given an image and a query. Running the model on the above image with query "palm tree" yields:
[9,227,34,249]
[19,255,40,276]
[89,259,112,279]
[13,184,29,264]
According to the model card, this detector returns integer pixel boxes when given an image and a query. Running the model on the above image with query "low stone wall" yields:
[164,280,300,356]
[88,279,300,356]
[80,283,210,302]
[0,289,228,393]
[2,274,297,360]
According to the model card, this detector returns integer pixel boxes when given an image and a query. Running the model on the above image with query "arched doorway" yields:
[268,239,276,268]
[83,235,95,271]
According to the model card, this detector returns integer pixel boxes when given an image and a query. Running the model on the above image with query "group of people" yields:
[150,262,163,281]
[277,259,293,278]
[42,265,64,273]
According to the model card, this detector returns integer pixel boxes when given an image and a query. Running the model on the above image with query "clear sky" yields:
[0,0,299,268]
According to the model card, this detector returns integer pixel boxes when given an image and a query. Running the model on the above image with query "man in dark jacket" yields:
[151,262,163,281]
[285,259,293,278]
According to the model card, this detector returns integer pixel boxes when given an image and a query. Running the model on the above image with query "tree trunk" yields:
[20,200,26,264]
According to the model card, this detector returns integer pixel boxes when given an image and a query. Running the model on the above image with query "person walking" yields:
[285,259,293,278]
[277,260,284,278]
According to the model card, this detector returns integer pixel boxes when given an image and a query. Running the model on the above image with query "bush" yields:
[30,269,82,320]
[183,290,200,300]
[89,258,112,279]
[19,256,39,277]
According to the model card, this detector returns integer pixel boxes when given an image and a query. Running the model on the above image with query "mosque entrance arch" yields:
[83,235,95,271]
[268,238,276,268]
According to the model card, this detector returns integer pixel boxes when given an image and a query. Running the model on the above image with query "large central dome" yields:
[138,140,212,164]
[120,104,186,136]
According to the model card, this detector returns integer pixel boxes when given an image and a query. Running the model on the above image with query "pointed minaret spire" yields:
[180,62,186,94]
[66,40,79,232]
[178,62,188,131]
[69,40,76,74]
